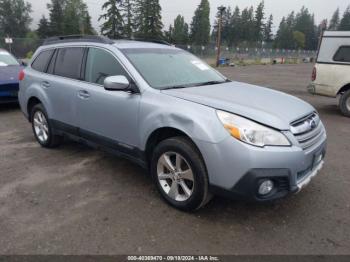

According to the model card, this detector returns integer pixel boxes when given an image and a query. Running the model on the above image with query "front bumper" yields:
[195,130,327,202]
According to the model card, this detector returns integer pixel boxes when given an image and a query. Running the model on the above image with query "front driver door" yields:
[76,47,141,154]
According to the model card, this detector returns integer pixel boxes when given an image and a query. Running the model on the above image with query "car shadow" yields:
[0,102,20,112]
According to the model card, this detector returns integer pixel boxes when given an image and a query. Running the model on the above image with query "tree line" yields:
[1,0,350,51]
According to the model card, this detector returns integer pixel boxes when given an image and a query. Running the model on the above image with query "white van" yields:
[308,31,350,117]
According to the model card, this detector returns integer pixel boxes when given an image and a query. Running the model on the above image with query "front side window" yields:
[0,50,19,66]
[54,47,85,79]
[85,48,128,85]
[31,50,54,72]
[333,46,350,63]
[121,48,226,90]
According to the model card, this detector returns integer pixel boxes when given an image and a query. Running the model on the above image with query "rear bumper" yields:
[0,84,19,103]
[307,83,337,98]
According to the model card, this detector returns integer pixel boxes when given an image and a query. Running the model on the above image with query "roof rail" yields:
[43,35,114,45]
[118,37,171,46]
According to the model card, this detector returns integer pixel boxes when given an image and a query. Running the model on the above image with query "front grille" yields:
[291,113,325,150]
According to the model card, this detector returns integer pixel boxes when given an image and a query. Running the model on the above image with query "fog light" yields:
[258,180,274,195]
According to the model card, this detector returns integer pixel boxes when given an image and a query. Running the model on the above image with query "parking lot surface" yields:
[0,64,349,255]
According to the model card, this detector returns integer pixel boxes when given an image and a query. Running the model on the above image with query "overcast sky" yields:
[28,0,350,33]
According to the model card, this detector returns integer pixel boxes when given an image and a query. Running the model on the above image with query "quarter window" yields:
[31,50,55,72]
[54,47,85,79]
[333,46,350,63]
[85,48,128,85]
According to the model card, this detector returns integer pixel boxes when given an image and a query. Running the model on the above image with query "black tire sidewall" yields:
[150,137,208,211]
[31,104,54,147]
[340,90,350,117]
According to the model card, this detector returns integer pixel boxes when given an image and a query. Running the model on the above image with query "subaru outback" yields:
[18,36,327,211]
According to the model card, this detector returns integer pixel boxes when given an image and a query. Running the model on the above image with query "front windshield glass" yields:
[122,48,226,90]
[0,51,19,66]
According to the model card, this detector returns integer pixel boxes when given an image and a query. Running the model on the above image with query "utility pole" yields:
[216,6,226,67]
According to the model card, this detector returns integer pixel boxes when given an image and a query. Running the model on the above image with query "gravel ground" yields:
[0,63,349,255]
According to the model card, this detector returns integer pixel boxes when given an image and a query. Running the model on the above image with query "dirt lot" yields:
[0,64,349,255]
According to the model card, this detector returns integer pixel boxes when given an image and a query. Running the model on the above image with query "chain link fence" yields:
[175,44,317,65]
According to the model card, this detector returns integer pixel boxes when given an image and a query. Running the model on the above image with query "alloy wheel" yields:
[156,152,194,202]
[33,111,49,143]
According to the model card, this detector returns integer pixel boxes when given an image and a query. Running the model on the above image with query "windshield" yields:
[122,48,226,90]
[0,51,19,66]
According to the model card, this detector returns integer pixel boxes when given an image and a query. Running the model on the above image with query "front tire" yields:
[339,90,350,117]
[150,137,212,211]
[31,104,62,148]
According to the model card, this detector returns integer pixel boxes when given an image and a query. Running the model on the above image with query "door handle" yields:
[78,90,90,99]
[41,81,50,89]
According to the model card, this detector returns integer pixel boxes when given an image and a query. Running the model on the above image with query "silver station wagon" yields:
[19,36,327,211]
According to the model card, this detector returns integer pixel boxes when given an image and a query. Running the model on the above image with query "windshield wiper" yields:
[162,85,190,90]
[193,79,231,87]
[163,79,231,90]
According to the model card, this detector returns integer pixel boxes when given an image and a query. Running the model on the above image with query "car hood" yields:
[161,81,315,130]
[0,65,22,85]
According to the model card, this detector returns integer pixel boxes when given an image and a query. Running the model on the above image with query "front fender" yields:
[139,91,229,151]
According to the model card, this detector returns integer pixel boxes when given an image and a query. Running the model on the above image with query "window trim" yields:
[31,49,56,73]
[30,45,140,93]
[82,46,139,92]
[53,47,87,80]
[333,45,350,64]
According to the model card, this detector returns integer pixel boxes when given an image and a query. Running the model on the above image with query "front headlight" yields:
[217,110,291,147]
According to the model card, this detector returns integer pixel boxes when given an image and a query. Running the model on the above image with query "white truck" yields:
[308,31,350,117]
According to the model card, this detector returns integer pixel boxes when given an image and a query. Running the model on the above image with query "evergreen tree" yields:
[190,0,210,45]
[328,8,340,30]
[228,6,241,46]
[99,0,124,38]
[275,13,295,49]
[0,0,32,37]
[63,0,93,35]
[37,16,50,39]
[294,7,317,50]
[240,6,255,42]
[254,1,265,43]
[339,6,350,31]
[121,0,134,38]
[134,0,163,39]
[264,14,273,43]
[172,15,189,44]
[47,0,66,36]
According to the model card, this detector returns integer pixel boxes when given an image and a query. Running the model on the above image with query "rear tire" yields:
[31,104,62,148]
[150,137,212,211]
[339,90,350,117]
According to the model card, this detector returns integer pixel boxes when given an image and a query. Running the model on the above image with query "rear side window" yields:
[85,48,129,85]
[31,50,55,72]
[333,46,350,63]
[54,47,85,79]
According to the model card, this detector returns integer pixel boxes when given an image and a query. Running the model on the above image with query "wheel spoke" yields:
[168,182,179,199]
[158,173,173,180]
[179,180,192,197]
[42,130,48,141]
[175,154,182,171]
[34,118,41,126]
[38,112,43,122]
[42,125,49,133]
[159,154,175,172]
[179,169,194,181]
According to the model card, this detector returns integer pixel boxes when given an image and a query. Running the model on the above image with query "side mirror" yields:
[104,75,130,91]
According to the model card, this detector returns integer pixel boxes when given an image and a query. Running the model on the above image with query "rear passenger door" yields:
[47,47,85,131]
[77,47,141,151]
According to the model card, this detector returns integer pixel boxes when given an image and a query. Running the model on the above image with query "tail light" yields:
[311,67,316,82]
[19,70,25,81]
